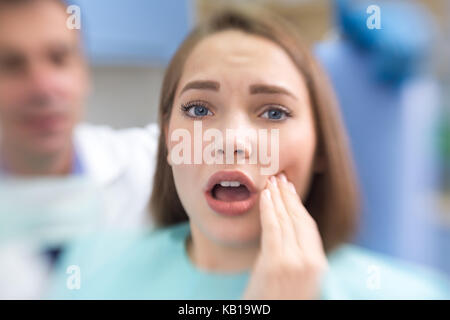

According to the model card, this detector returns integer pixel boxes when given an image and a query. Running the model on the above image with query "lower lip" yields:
[25,115,64,132]
[204,190,258,217]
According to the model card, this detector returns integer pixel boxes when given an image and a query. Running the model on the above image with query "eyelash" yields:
[259,105,293,121]
[180,101,213,119]
[180,101,293,121]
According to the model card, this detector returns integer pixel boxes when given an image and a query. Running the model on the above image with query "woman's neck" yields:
[187,223,260,273]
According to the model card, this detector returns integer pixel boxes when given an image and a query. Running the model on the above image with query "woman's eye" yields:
[260,108,290,121]
[183,104,213,118]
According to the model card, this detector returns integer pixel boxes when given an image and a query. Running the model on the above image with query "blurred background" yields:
[67,0,449,276]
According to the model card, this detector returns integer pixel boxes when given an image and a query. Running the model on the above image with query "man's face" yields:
[0,0,88,156]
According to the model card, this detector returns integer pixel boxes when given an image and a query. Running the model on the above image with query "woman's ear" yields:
[164,124,172,167]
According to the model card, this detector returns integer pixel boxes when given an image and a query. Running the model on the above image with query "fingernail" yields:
[270,176,277,187]
[288,182,297,194]
[279,173,287,183]
[263,189,271,200]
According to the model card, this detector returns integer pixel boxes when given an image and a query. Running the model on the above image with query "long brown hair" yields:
[150,7,360,253]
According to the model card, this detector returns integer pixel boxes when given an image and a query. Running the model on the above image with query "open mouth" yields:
[204,170,258,216]
[212,181,251,202]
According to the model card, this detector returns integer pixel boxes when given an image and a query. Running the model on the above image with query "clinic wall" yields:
[85,66,164,128]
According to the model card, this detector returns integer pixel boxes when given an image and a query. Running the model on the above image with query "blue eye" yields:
[261,107,290,121]
[192,106,209,116]
[181,102,213,118]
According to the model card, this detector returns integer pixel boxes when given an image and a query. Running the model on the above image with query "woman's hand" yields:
[243,173,329,300]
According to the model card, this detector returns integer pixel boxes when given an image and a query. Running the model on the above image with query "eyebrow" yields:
[180,80,220,95]
[179,80,297,100]
[0,42,77,57]
[250,84,298,99]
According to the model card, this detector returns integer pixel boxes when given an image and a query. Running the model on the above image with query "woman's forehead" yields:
[179,30,306,95]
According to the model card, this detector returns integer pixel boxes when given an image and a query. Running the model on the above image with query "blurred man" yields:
[0,0,159,297]
[0,0,158,229]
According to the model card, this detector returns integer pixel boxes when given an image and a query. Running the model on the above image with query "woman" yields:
[50,8,450,299]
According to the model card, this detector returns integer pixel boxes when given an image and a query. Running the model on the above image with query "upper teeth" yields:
[220,181,241,187]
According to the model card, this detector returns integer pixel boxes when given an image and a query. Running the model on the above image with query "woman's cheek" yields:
[172,165,202,220]
[278,138,316,199]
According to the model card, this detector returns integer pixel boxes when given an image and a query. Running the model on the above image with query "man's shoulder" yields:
[74,123,159,147]
[73,123,160,185]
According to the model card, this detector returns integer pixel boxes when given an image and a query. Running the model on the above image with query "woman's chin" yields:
[206,220,261,247]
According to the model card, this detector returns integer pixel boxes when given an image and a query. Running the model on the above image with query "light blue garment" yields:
[0,177,103,249]
[49,222,450,300]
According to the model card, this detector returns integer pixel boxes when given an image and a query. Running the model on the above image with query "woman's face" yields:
[167,30,319,246]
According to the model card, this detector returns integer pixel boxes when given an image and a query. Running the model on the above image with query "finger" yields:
[259,187,281,252]
[277,173,310,225]
[277,173,326,259]
[276,173,306,249]
[266,176,298,250]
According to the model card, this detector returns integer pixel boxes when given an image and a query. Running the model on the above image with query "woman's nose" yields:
[217,135,253,161]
